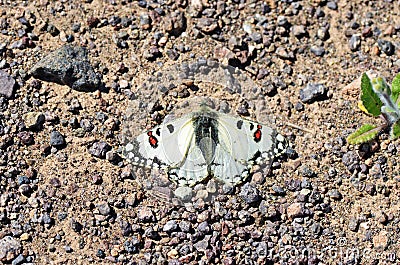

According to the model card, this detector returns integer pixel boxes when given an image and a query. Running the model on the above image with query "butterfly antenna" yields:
[285,122,314,134]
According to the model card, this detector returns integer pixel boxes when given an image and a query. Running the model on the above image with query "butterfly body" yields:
[124,106,288,187]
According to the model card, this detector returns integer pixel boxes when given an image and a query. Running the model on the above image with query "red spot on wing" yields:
[254,124,262,142]
[147,131,158,148]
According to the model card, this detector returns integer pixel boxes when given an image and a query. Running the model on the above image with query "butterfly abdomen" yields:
[193,115,219,165]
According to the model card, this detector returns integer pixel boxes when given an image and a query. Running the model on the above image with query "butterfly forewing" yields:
[126,114,195,168]
[216,112,277,162]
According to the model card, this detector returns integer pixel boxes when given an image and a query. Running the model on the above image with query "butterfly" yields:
[124,105,288,187]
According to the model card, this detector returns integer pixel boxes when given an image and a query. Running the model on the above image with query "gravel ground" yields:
[1,0,400,264]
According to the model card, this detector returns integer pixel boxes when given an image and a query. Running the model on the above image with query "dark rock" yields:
[96,249,106,258]
[64,246,72,253]
[317,27,329,40]
[0,70,16,98]
[143,46,161,61]
[378,39,395,55]
[300,166,316,178]
[88,141,111,158]
[272,185,286,195]
[194,239,209,251]
[277,16,289,27]
[144,227,159,240]
[342,151,360,172]
[286,179,302,191]
[365,183,376,195]
[120,220,133,236]
[294,102,304,111]
[239,183,261,204]
[310,222,322,235]
[299,83,327,103]
[58,212,67,221]
[139,13,151,30]
[30,45,101,92]
[45,23,60,36]
[124,238,139,253]
[87,17,100,28]
[50,131,66,147]
[70,218,83,233]
[91,174,103,185]
[68,98,82,113]
[0,236,22,262]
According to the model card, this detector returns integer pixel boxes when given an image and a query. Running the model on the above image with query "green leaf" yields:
[391,120,400,139]
[360,73,383,116]
[392,73,400,103]
[347,124,380,144]
[371,77,390,95]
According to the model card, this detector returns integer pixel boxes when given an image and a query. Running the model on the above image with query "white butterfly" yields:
[124,105,288,187]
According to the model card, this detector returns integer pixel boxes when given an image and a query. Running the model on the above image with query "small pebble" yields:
[0,236,22,262]
[23,112,45,129]
[239,183,261,204]
[378,39,395,55]
[50,131,66,147]
[163,220,178,233]
[0,70,16,98]
[174,186,193,201]
[137,207,156,222]
[299,83,327,103]
[97,202,112,216]
[327,1,338,10]
[286,202,306,219]
[88,141,111,158]
[349,34,361,51]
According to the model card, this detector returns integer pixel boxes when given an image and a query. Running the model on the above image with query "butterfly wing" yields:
[211,111,288,186]
[124,113,209,187]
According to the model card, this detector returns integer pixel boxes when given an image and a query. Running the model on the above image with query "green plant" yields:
[347,72,400,144]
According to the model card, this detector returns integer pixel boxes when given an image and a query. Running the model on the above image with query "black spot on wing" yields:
[156,128,161,136]
[167,124,174,133]
[236,120,243,130]
[249,123,254,130]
